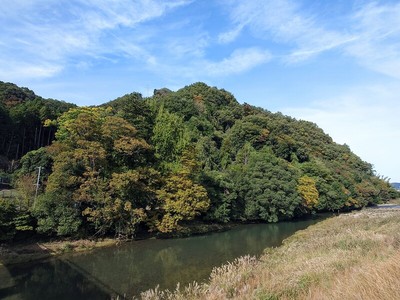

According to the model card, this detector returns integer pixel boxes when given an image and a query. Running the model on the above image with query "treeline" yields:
[0,81,76,170]
[0,82,398,241]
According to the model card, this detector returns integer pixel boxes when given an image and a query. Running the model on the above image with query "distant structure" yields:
[391,182,400,191]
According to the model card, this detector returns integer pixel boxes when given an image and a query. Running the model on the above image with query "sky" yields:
[1,0,399,182]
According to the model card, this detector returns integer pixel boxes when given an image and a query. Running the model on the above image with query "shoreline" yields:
[0,205,387,267]
[0,222,235,266]
[139,205,400,299]
[0,238,118,266]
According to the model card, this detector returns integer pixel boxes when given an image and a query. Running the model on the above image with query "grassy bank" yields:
[140,207,400,300]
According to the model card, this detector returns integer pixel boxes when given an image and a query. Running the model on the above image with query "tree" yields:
[152,107,189,164]
[201,170,237,223]
[231,146,302,222]
[0,198,17,241]
[33,192,81,236]
[155,173,210,233]
[82,168,160,237]
[155,147,210,232]
[15,174,37,208]
[104,92,154,141]
[297,176,319,211]
[41,107,153,236]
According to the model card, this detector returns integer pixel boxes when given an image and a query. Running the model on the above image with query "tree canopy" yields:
[0,81,398,240]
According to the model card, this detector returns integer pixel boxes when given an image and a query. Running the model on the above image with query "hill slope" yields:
[0,81,76,168]
[1,82,397,240]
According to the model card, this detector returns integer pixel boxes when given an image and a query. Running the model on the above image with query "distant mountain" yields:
[391,183,400,190]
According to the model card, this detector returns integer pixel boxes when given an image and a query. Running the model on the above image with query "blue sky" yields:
[1,0,400,182]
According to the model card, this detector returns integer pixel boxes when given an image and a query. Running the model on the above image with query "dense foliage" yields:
[0,82,398,240]
[0,81,76,169]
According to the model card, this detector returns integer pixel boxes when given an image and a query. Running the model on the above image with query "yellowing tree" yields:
[297,175,319,210]
[156,173,210,233]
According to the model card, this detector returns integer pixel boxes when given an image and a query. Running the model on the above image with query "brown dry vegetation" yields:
[139,207,400,300]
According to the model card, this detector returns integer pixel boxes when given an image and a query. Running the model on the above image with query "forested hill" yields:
[1,82,398,240]
[0,81,76,168]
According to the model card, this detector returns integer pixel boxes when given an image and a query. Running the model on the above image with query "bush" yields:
[0,198,17,241]
[33,192,81,236]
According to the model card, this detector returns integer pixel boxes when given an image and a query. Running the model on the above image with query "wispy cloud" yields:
[282,83,400,181]
[215,0,400,180]
[0,60,62,79]
[144,47,271,84]
[0,0,191,80]
[219,0,355,61]
[345,2,400,78]
[218,24,245,44]
[219,0,400,75]
[164,31,210,59]
[204,47,271,76]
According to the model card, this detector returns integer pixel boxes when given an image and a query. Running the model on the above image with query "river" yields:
[0,216,327,299]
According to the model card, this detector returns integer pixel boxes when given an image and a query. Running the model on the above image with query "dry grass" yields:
[387,198,400,205]
[139,208,400,300]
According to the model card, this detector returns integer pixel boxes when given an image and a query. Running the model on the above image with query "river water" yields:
[0,217,326,299]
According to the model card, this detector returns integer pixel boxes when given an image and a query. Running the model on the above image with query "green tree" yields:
[201,170,237,223]
[0,198,17,241]
[104,92,154,140]
[33,192,81,236]
[232,147,302,222]
[152,107,189,164]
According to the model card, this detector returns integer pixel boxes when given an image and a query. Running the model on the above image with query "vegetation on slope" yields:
[0,82,398,241]
[140,207,400,300]
[0,81,76,168]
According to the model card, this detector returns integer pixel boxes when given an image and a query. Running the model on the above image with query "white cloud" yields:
[344,2,400,79]
[165,32,210,59]
[286,35,357,63]
[218,24,244,44]
[0,0,191,79]
[220,0,400,75]
[81,0,190,30]
[220,0,354,61]
[0,59,62,80]
[281,84,400,182]
[205,48,272,76]
[147,47,272,83]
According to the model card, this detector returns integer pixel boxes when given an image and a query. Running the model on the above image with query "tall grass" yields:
[139,208,400,299]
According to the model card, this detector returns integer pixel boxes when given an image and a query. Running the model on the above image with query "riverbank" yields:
[0,238,118,266]
[140,206,400,299]
[0,222,233,266]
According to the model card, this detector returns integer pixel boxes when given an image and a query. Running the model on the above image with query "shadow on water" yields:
[0,259,118,300]
[0,215,329,299]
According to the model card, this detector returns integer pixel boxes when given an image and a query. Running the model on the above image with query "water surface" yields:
[0,217,326,299]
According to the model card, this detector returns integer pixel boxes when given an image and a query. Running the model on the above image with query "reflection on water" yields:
[0,259,113,300]
[0,216,326,299]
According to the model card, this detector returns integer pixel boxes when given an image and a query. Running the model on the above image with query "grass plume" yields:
[139,207,400,299]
